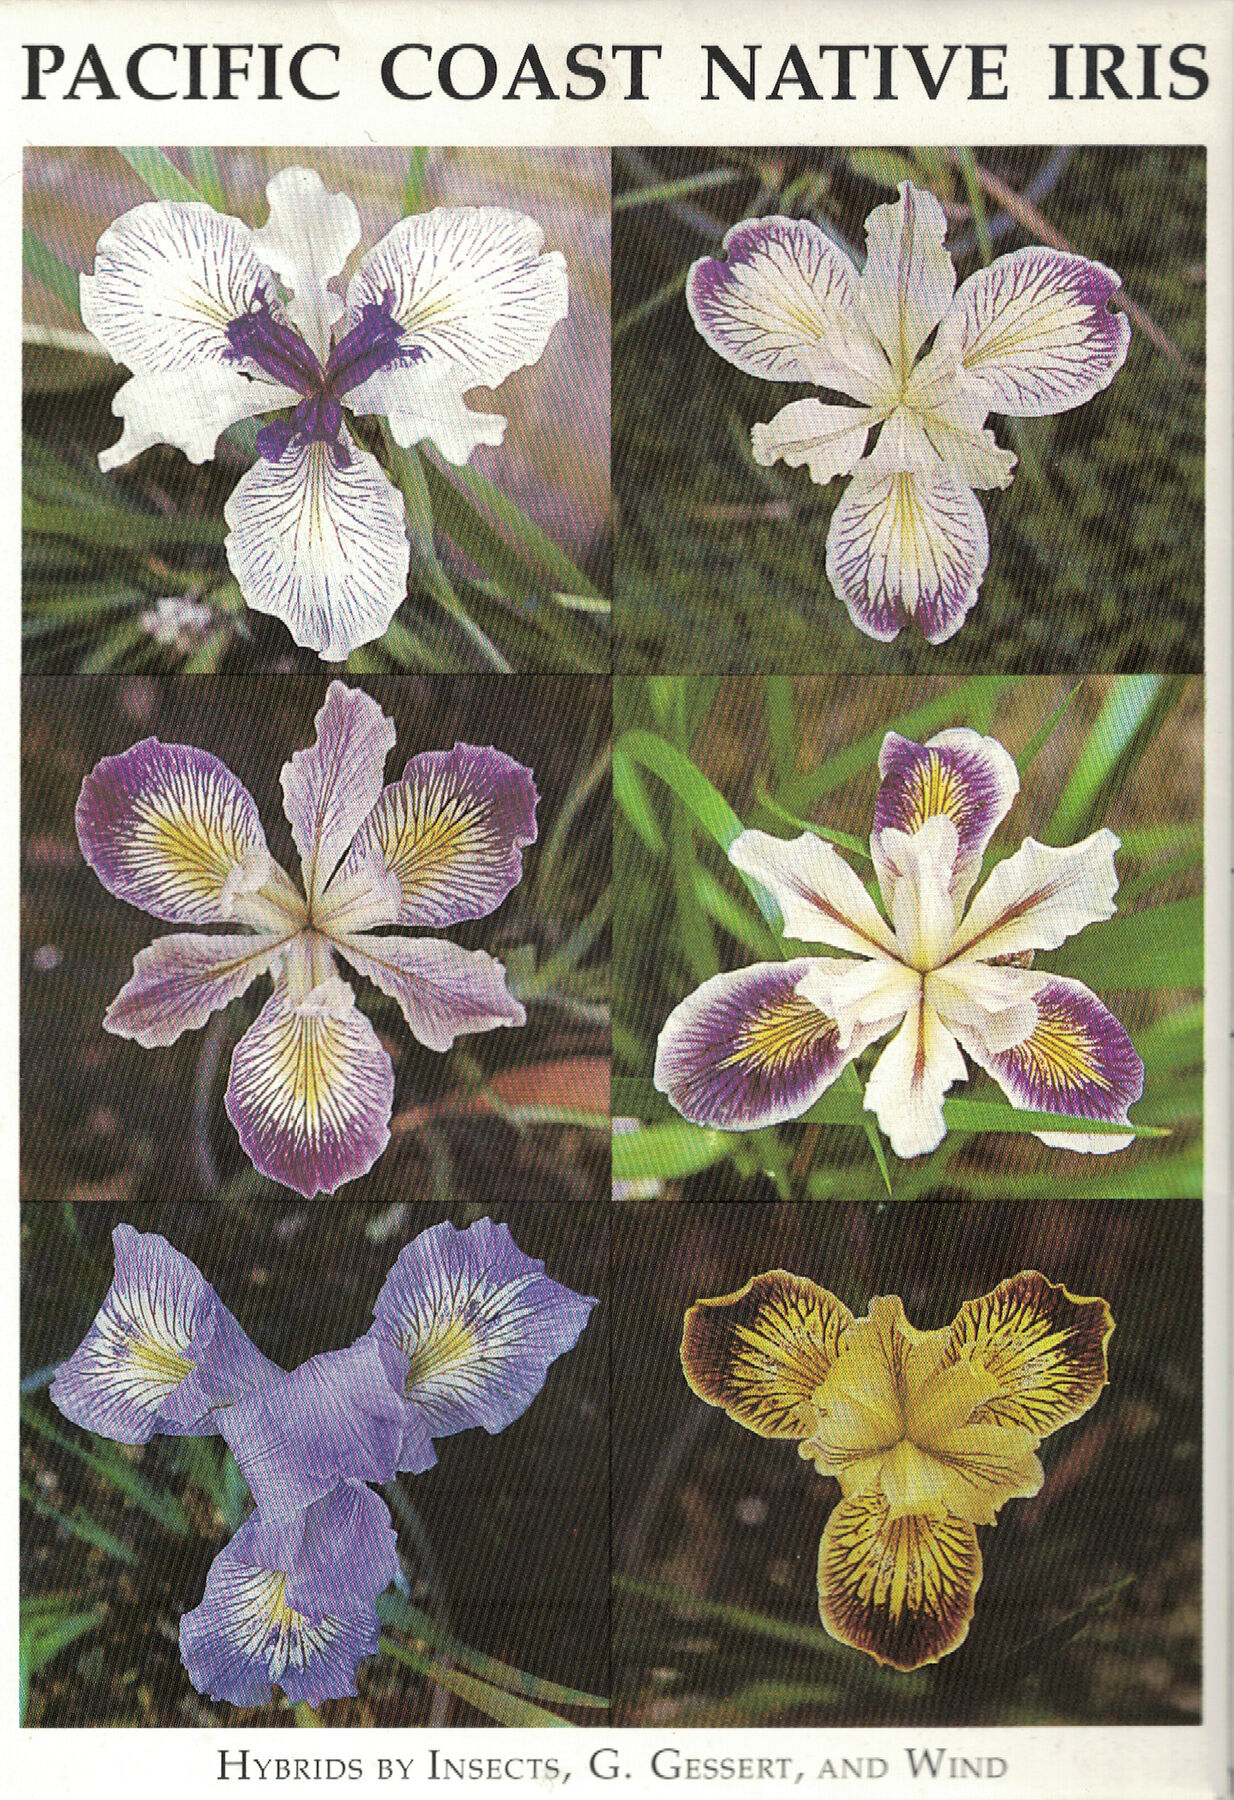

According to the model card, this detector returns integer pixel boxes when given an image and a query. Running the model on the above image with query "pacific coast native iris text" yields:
[22,40,1210,103]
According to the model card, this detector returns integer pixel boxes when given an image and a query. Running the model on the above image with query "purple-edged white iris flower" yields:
[75,681,538,1197]
[687,183,1131,644]
[655,728,1144,1159]
[51,1219,596,1710]
[81,166,569,659]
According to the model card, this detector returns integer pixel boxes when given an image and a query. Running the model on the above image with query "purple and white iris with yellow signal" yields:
[655,726,1144,1158]
[80,166,569,659]
[687,183,1130,643]
[75,682,538,1196]
[52,1219,596,1710]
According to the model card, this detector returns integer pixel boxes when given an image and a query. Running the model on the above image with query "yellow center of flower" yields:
[402,1316,479,1396]
[127,1332,195,1388]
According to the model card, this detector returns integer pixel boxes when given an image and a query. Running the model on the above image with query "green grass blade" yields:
[941,1096,1168,1139]
[1015,685,1081,773]
[614,730,743,849]
[423,449,604,600]
[779,680,1007,810]
[119,148,203,204]
[614,752,667,854]
[1053,895,1202,990]
[1046,675,1168,841]
[612,1121,741,1184]
[378,1594,606,1709]
[181,148,227,212]
[20,1482,138,1564]
[380,1639,580,1726]
[21,1401,190,1535]
[613,168,738,212]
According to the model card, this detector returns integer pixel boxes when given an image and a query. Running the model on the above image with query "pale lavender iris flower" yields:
[687,183,1131,643]
[51,1220,596,1710]
[80,166,569,659]
[655,728,1144,1159]
[75,682,538,1196]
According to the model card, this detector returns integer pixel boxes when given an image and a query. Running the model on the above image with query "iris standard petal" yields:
[223,430,411,661]
[872,729,1020,912]
[370,1217,596,1441]
[876,817,964,972]
[180,1509,380,1708]
[944,1271,1115,1438]
[863,998,968,1158]
[103,930,285,1048]
[954,973,1143,1152]
[950,829,1121,962]
[220,1337,413,1513]
[76,739,274,925]
[751,398,873,485]
[50,1224,274,1444]
[871,399,1017,493]
[335,934,525,1053]
[342,205,568,450]
[825,463,989,645]
[341,743,538,930]
[280,682,396,910]
[857,183,956,386]
[224,977,395,1196]
[727,831,900,957]
[938,246,1132,419]
[818,1492,982,1671]
[687,215,886,399]
[654,959,871,1131]
[681,1270,853,1440]
[251,167,362,364]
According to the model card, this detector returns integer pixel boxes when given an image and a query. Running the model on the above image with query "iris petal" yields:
[857,184,956,384]
[954,973,1143,1151]
[944,1271,1116,1437]
[343,206,568,456]
[104,931,285,1048]
[335,934,525,1053]
[180,1506,381,1708]
[370,1218,595,1440]
[872,729,1020,911]
[939,246,1132,418]
[654,959,875,1131]
[224,977,395,1196]
[818,1493,982,1671]
[863,997,968,1159]
[341,743,538,929]
[681,1271,853,1440]
[50,1224,275,1444]
[251,167,361,364]
[280,682,396,910]
[76,739,272,926]
[951,830,1121,962]
[826,463,989,645]
[224,431,410,661]
[752,398,873,485]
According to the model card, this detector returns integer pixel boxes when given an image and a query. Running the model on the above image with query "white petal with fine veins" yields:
[224,431,410,660]
[951,830,1121,963]
[728,830,899,959]
[252,167,361,363]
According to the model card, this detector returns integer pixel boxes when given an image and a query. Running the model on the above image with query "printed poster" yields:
[7,3,1231,1797]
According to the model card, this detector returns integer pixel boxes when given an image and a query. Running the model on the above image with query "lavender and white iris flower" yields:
[81,166,569,659]
[75,681,538,1196]
[51,1220,596,1710]
[655,728,1144,1159]
[687,183,1131,643]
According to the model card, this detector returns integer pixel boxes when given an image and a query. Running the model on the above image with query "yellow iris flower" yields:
[681,1269,1114,1670]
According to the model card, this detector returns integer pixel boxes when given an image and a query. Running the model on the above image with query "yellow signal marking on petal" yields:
[377,780,486,903]
[235,1569,340,1676]
[946,1273,1114,1439]
[127,1332,195,1388]
[403,1315,480,1396]
[1017,1008,1111,1095]
[965,290,1088,373]
[901,752,965,834]
[142,803,246,899]
[683,1272,852,1439]
[720,992,835,1075]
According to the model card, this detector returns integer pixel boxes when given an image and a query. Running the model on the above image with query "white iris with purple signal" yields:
[75,683,538,1196]
[80,167,569,659]
[687,183,1130,644]
[51,1220,595,1710]
[655,727,1144,1159]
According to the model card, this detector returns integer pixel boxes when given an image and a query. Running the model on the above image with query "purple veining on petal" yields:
[344,743,539,930]
[226,304,322,394]
[978,976,1144,1124]
[180,1509,380,1708]
[874,732,1018,879]
[220,1335,413,1513]
[370,1218,596,1440]
[325,295,425,397]
[654,959,849,1131]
